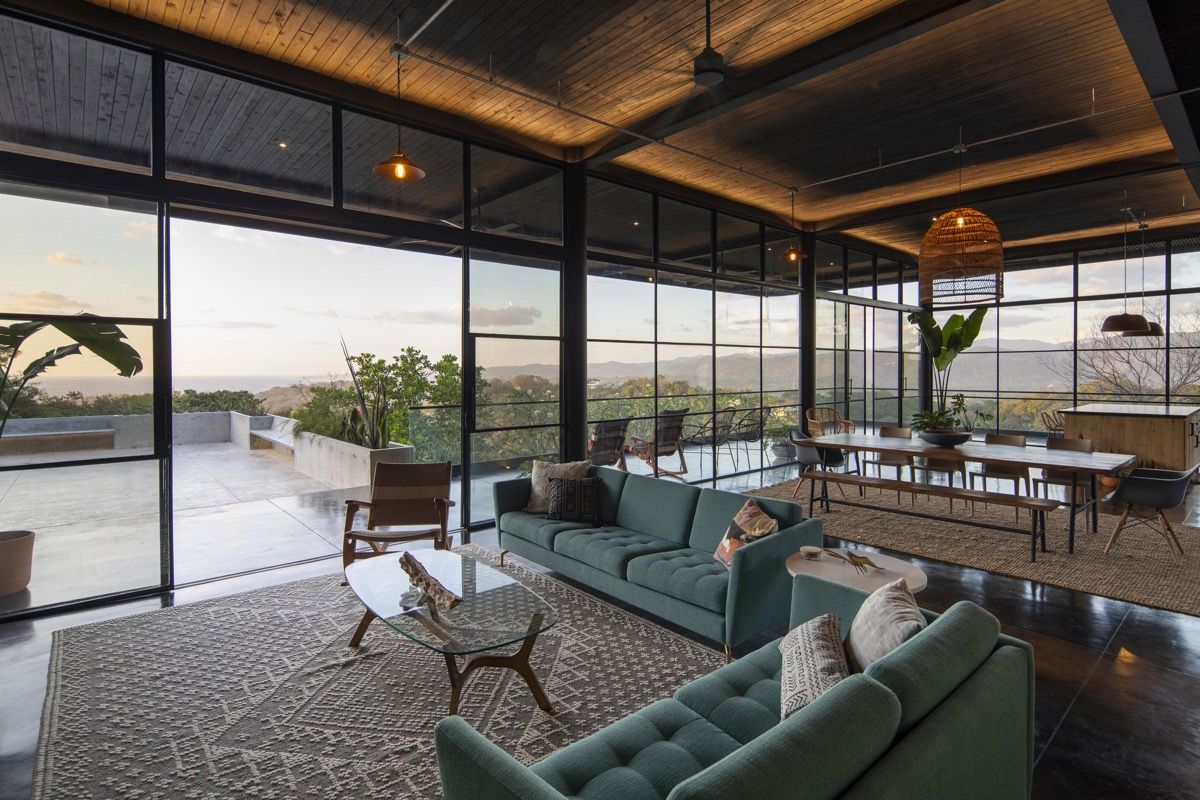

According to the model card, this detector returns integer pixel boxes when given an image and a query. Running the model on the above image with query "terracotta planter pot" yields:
[0,530,34,596]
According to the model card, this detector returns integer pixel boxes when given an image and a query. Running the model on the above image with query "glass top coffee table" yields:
[344,549,557,715]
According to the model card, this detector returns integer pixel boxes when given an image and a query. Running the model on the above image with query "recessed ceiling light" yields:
[278,141,289,149]
[632,221,640,226]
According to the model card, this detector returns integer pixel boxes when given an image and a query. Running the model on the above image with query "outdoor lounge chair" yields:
[626,408,690,479]
[587,417,630,470]
[681,406,738,470]
[342,461,454,569]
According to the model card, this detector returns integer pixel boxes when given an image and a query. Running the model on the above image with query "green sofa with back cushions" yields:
[493,466,824,652]
[436,572,1035,800]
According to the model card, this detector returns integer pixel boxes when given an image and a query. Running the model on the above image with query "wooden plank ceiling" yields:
[15,0,1200,252]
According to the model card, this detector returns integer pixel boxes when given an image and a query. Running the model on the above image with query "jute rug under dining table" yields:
[753,479,1200,617]
[32,544,722,799]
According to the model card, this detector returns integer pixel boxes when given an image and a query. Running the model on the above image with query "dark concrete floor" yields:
[2,518,1199,799]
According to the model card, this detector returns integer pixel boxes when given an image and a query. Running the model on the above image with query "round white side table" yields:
[785,549,928,594]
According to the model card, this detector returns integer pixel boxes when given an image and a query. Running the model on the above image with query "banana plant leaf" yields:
[48,318,142,377]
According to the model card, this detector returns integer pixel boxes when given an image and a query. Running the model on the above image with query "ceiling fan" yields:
[693,0,725,88]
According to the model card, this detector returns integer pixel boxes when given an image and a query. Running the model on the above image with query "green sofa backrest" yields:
[667,675,901,800]
[589,466,630,524]
[863,601,1002,736]
[688,490,806,552]
[615,473,702,545]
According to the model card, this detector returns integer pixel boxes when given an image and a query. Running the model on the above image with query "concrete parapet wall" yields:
[293,431,414,489]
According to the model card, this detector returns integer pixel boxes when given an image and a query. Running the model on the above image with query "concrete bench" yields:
[248,419,295,451]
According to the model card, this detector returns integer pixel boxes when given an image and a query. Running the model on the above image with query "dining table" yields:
[808,433,1136,553]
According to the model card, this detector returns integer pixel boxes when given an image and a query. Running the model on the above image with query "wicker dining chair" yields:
[342,461,454,569]
[626,408,690,479]
[1041,409,1065,437]
[806,406,855,437]
[588,418,631,471]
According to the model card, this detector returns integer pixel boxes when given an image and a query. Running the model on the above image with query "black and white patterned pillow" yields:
[778,613,850,719]
[547,477,600,523]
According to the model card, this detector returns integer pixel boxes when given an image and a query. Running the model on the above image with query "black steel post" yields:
[562,162,588,461]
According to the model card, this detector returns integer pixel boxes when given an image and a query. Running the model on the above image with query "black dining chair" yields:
[1104,468,1193,564]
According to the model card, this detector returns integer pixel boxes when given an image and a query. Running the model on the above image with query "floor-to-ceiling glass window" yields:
[585,180,802,487]
[0,183,165,615]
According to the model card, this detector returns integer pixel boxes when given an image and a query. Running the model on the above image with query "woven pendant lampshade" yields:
[919,207,1004,305]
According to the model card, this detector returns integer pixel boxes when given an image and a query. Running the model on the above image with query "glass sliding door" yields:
[465,251,562,525]
[0,182,166,617]
[169,218,463,583]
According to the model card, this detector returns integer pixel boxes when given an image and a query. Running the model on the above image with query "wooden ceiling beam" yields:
[1108,0,1200,196]
[817,153,1185,231]
[583,0,1006,166]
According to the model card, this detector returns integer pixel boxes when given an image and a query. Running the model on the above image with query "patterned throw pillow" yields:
[547,477,600,523]
[844,578,927,672]
[713,499,779,569]
[525,460,591,513]
[779,613,850,719]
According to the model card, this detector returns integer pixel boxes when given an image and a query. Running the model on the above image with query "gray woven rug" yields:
[754,480,1200,616]
[33,545,722,799]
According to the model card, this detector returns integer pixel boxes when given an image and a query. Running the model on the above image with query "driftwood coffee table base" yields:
[348,609,553,715]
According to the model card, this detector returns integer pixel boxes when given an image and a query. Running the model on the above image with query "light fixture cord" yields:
[705,0,712,49]
[395,15,404,152]
[1121,207,1129,313]
[1139,214,1148,316]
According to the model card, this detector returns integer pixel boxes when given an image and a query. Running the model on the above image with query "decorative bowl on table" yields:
[917,430,972,447]
[798,545,823,560]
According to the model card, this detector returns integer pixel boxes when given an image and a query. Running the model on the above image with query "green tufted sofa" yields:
[437,573,1035,800]
[493,467,823,652]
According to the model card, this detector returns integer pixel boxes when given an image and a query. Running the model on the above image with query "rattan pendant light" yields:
[1122,214,1163,337]
[1101,206,1150,334]
[919,137,1003,306]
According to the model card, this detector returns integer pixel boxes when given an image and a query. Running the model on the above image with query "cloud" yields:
[211,225,270,249]
[174,320,277,330]
[469,304,543,327]
[121,220,155,239]
[44,250,85,266]
[5,291,92,314]
[372,308,461,325]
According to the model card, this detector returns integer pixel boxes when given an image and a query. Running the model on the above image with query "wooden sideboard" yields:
[1060,403,1200,475]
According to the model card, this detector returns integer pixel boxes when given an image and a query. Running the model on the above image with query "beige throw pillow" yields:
[844,578,927,672]
[526,460,591,513]
[779,613,850,719]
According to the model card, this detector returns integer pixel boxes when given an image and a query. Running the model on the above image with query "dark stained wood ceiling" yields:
[5,0,1200,254]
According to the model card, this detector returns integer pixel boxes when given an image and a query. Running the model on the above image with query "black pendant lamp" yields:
[1101,205,1150,334]
[374,33,425,184]
[1122,215,1164,337]
[783,188,805,264]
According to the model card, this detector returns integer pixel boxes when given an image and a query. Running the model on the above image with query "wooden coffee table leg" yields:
[348,609,377,648]
[438,613,554,715]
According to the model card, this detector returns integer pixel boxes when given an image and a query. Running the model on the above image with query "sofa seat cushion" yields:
[673,639,783,745]
[553,527,680,577]
[530,699,741,800]
[499,511,598,550]
[626,549,730,613]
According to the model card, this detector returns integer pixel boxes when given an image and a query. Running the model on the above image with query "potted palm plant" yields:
[0,315,142,597]
[907,307,989,447]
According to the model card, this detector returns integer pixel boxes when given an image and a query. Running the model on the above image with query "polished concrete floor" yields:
[1,452,1198,798]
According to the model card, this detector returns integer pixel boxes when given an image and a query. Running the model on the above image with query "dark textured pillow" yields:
[547,477,599,523]
[779,613,850,719]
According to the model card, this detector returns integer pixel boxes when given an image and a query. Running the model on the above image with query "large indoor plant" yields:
[0,315,142,596]
[907,307,990,446]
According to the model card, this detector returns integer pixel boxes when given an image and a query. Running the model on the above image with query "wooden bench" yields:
[793,468,1060,562]
[0,428,114,456]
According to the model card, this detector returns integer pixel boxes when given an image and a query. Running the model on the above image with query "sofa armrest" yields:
[724,518,824,648]
[998,633,1037,795]
[788,573,872,638]
[493,478,532,522]
[436,716,566,800]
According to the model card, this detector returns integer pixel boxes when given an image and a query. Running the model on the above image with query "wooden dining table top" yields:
[808,433,1136,475]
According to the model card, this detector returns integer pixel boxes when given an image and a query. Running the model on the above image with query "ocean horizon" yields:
[33,374,345,397]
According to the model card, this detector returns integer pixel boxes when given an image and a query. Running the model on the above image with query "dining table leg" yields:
[1090,474,1098,533]
[1068,473,1078,553]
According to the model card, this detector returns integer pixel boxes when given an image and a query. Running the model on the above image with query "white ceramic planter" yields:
[0,530,34,596]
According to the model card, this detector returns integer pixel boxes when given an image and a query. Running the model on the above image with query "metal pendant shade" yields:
[1121,319,1164,337]
[1102,312,1151,334]
[373,151,426,182]
[918,206,1004,305]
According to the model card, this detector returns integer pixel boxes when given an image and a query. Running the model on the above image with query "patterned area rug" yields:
[33,545,722,799]
[753,480,1200,616]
